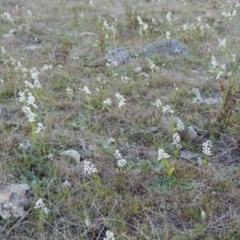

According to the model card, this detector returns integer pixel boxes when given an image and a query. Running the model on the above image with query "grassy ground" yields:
[0,0,240,239]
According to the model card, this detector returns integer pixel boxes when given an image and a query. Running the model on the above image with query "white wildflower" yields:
[26,92,37,108]
[30,67,39,81]
[83,161,98,175]
[117,158,127,168]
[152,99,162,107]
[157,148,170,160]
[115,149,127,167]
[1,46,6,55]
[1,12,14,24]
[24,81,34,89]
[81,86,92,95]
[103,98,112,106]
[22,106,37,123]
[35,199,44,209]
[162,105,174,114]
[89,0,94,7]
[137,16,148,35]
[63,180,71,188]
[140,72,149,79]
[218,38,226,48]
[202,140,212,156]
[104,230,115,240]
[27,10,33,18]
[135,67,142,72]
[232,10,237,17]
[36,122,45,134]
[41,64,53,72]
[113,61,118,67]
[66,87,73,97]
[19,139,31,150]
[166,31,171,40]
[210,56,218,69]
[166,12,172,22]
[42,207,50,215]
[34,199,50,214]
[172,133,181,148]
[216,71,223,80]
[18,91,26,102]
[108,138,115,144]
[176,119,185,131]
[115,92,126,108]
[148,59,158,70]
[114,149,122,160]
[121,76,131,83]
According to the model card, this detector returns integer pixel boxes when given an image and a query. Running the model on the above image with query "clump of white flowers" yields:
[222,10,237,20]
[41,64,53,72]
[27,10,33,18]
[19,139,31,150]
[1,46,6,55]
[102,17,117,40]
[137,16,148,36]
[148,59,159,71]
[210,56,218,70]
[1,12,14,25]
[108,138,115,144]
[162,105,174,114]
[103,98,112,106]
[34,199,50,215]
[202,140,212,156]
[115,149,127,167]
[66,87,73,98]
[115,92,126,108]
[104,230,115,240]
[166,12,172,22]
[83,161,98,175]
[176,119,185,131]
[157,148,170,160]
[218,38,227,48]
[152,99,162,107]
[35,122,46,134]
[63,180,71,188]
[120,76,132,83]
[172,133,181,149]
[166,31,171,40]
[80,86,92,95]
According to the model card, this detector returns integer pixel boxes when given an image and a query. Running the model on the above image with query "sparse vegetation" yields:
[0,0,240,239]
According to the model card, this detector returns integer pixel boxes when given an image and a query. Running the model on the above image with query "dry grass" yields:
[0,0,240,239]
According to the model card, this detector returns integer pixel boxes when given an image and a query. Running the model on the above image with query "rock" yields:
[2,33,15,40]
[9,29,17,34]
[24,45,42,52]
[0,184,33,219]
[138,40,189,59]
[105,47,132,65]
[0,105,9,119]
[11,133,25,148]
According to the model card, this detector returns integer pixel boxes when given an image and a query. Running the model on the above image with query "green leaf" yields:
[167,167,175,176]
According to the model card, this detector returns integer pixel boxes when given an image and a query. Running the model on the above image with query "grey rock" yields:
[24,45,42,52]
[0,184,33,219]
[103,40,189,67]
[138,40,189,59]
[105,47,132,65]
